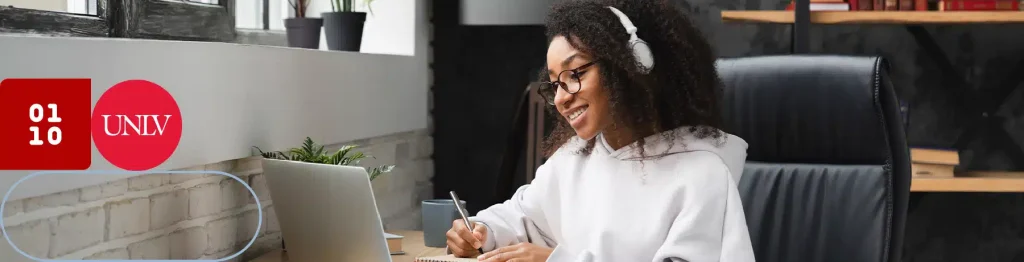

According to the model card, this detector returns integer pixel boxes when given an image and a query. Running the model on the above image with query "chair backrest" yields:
[717,55,911,262]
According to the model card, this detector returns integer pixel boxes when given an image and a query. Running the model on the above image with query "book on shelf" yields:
[912,162,956,177]
[385,232,405,255]
[784,0,1023,11]
[910,147,960,165]
[910,147,959,177]
[786,1,852,11]
[938,0,1022,10]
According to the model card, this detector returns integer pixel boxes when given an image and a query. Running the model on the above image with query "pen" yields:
[449,191,485,254]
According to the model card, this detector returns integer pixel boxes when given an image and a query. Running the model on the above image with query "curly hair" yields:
[541,0,725,158]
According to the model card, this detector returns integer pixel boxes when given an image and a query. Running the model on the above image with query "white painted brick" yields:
[232,157,263,174]
[422,160,435,182]
[85,248,128,259]
[80,180,128,202]
[24,189,79,212]
[170,227,207,259]
[128,236,170,259]
[360,142,398,170]
[150,190,188,230]
[248,175,270,204]
[205,249,241,262]
[5,219,50,259]
[417,135,434,159]
[241,233,282,261]
[396,141,412,167]
[266,205,280,233]
[169,174,206,184]
[205,216,239,253]
[129,174,169,191]
[238,210,263,243]
[174,164,205,171]
[427,116,434,134]
[384,207,422,231]
[239,232,284,260]
[51,207,104,257]
[188,183,221,219]
[106,197,150,240]
[4,199,23,217]
[416,181,433,206]
[220,178,249,211]
[428,89,434,110]
[370,172,393,195]
[399,160,429,184]
[206,161,237,174]
[371,177,407,220]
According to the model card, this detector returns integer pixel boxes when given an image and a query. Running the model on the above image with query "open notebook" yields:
[414,254,479,262]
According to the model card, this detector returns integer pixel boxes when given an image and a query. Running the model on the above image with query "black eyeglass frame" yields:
[537,61,597,105]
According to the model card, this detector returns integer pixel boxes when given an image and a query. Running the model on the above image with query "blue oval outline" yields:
[1,170,263,262]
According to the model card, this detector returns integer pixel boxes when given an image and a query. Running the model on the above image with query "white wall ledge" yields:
[0,19,428,200]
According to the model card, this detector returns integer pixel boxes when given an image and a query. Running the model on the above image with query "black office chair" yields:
[717,56,912,262]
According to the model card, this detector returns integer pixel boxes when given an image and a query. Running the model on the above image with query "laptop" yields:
[262,159,392,262]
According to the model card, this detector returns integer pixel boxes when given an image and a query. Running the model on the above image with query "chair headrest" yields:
[716,55,894,165]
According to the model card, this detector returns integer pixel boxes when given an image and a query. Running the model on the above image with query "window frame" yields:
[111,0,236,42]
[0,0,111,37]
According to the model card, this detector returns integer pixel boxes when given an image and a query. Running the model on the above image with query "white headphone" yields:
[607,6,654,74]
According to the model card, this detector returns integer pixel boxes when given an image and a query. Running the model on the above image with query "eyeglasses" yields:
[537,61,596,105]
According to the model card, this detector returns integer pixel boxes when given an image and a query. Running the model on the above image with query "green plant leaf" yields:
[365,0,376,16]
[255,138,395,181]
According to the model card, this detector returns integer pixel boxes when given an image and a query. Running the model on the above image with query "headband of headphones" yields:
[606,6,654,74]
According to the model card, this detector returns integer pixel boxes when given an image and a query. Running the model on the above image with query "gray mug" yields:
[421,199,467,248]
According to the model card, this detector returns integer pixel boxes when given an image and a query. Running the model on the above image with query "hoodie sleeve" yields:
[469,162,559,252]
[542,156,756,262]
[650,159,756,262]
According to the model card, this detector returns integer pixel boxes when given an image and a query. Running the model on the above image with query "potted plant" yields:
[285,0,322,49]
[322,0,375,51]
[254,137,395,250]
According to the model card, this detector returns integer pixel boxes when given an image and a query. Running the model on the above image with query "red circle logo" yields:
[91,80,182,171]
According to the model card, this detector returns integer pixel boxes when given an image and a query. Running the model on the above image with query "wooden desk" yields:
[247,230,447,262]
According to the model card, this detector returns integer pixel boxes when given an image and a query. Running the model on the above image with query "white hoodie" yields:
[470,127,756,262]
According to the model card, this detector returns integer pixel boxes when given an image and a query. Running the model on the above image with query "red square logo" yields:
[0,79,92,170]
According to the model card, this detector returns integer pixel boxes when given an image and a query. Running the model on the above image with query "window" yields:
[0,0,110,36]
[235,0,287,30]
[0,0,236,41]
[114,0,236,41]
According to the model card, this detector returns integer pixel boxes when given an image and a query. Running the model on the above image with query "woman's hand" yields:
[446,219,488,257]
[477,243,554,262]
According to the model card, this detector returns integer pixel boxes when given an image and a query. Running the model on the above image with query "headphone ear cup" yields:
[631,39,655,73]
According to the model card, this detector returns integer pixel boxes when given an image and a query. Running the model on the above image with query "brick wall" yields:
[1,129,434,261]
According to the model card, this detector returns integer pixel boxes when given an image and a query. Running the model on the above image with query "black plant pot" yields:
[285,18,323,49]
[322,11,366,52]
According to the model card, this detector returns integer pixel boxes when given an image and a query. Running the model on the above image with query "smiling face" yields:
[546,35,615,141]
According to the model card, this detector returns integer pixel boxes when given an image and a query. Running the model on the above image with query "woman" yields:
[446,0,755,261]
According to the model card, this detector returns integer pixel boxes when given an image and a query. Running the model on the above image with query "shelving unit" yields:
[721,10,1024,193]
[722,11,1024,24]
[912,177,1024,192]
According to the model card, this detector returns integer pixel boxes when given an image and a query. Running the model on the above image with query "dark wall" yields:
[430,1,548,213]
[431,0,1024,261]
[684,0,1024,260]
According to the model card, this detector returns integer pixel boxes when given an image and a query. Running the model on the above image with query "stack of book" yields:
[784,0,1022,10]
[938,0,1021,10]
[910,147,960,177]
[385,232,405,255]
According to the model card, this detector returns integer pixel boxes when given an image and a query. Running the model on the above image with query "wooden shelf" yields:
[722,11,1024,24]
[911,177,1024,192]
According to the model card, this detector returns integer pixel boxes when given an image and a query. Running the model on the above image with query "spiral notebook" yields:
[414,254,478,262]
